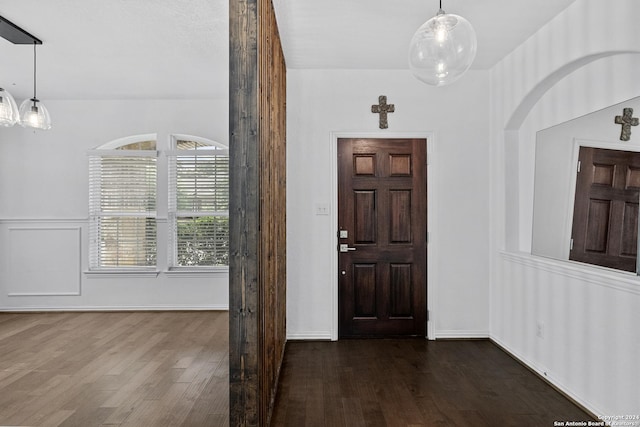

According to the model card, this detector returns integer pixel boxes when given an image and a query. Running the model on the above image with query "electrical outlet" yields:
[536,321,544,339]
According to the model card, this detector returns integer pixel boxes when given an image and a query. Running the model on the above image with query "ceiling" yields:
[0,0,577,101]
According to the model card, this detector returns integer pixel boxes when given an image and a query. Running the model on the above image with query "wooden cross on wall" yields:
[371,95,395,129]
[615,107,639,141]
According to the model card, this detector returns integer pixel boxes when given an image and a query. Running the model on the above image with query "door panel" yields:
[389,263,412,317]
[585,199,610,253]
[354,191,377,243]
[338,138,427,337]
[390,190,412,243]
[354,155,376,175]
[353,263,377,317]
[390,154,412,176]
[621,203,639,256]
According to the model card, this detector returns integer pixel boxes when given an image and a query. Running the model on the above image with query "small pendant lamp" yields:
[408,0,477,87]
[19,41,51,130]
[0,87,19,127]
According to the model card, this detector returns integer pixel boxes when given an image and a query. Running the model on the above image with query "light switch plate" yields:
[315,203,330,215]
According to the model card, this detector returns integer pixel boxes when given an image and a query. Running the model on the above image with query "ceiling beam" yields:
[0,15,42,45]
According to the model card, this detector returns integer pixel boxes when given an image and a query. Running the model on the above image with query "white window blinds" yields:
[89,149,158,269]
[168,143,229,267]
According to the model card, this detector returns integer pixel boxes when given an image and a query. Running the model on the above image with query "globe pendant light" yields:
[408,0,477,87]
[19,41,51,130]
[0,87,19,127]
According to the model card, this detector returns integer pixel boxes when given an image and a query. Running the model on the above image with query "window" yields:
[88,134,229,272]
[89,136,158,269]
[168,137,229,268]
[570,146,640,273]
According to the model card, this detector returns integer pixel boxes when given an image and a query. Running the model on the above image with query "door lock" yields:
[339,244,356,252]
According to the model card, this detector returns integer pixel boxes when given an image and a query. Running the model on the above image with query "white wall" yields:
[0,99,229,310]
[491,0,640,416]
[286,69,491,339]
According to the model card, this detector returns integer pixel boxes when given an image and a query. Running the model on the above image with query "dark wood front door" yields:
[338,138,427,337]
[570,146,640,272]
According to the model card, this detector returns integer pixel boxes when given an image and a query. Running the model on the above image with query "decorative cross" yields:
[614,107,639,141]
[371,95,395,129]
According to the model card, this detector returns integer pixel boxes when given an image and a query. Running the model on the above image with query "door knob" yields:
[339,244,356,252]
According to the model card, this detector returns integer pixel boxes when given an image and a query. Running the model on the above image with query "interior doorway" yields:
[337,137,427,337]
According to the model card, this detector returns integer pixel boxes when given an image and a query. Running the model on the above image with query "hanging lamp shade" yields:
[0,87,19,127]
[408,7,477,87]
[19,41,51,130]
[18,98,51,130]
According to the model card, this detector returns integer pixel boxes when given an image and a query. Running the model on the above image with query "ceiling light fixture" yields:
[0,15,51,130]
[408,0,477,87]
[18,42,51,130]
[0,87,19,127]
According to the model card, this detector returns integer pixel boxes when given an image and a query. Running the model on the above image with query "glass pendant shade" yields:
[17,42,52,130]
[18,98,51,130]
[409,9,477,87]
[0,88,19,127]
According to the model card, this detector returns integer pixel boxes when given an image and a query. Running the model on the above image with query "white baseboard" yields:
[286,330,489,341]
[286,331,333,341]
[435,330,490,339]
[0,305,229,312]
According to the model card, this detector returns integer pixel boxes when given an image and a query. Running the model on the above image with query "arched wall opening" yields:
[501,51,640,252]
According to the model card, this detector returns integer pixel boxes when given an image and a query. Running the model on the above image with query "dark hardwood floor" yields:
[0,311,228,427]
[271,339,594,427]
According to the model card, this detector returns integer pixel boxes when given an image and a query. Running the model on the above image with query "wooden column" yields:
[229,0,287,425]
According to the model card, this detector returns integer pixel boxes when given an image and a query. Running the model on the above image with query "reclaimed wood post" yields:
[229,0,286,425]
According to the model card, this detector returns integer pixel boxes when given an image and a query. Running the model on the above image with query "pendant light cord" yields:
[32,41,37,101]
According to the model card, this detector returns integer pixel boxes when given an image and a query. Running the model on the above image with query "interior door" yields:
[338,138,427,337]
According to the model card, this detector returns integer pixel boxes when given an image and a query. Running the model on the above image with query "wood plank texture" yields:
[0,311,229,427]
[271,340,595,426]
[229,0,287,424]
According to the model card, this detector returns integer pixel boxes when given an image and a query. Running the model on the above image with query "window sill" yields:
[83,268,228,279]
[84,269,161,278]
[164,267,229,277]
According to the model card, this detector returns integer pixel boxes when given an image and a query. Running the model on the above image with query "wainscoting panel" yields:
[8,227,81,296]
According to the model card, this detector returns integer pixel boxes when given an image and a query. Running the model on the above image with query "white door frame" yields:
[330,131,438,340]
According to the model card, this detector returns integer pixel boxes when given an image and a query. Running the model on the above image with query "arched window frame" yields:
[88,134,158,271]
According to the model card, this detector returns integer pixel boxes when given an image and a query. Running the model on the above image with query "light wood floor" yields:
[0,311,229,427]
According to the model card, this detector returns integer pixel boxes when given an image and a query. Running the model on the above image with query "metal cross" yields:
[371,95,395,129]
[614,107,639,141]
